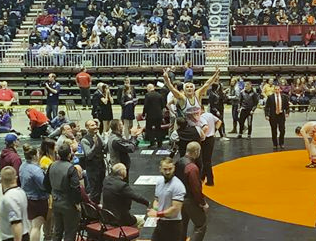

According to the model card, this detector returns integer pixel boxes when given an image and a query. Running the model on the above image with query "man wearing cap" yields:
[25,108,49,138]
[0,133,22,184]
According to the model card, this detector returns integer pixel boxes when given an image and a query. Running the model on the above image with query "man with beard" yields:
[175,141,209,241]
[147,157,186,241]
[81,119,107,204]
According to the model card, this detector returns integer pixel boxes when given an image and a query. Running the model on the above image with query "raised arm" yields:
[196,67,220,101]
[163,68,185,100]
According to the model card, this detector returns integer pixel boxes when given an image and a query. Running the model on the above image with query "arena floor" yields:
[2,105,316,240]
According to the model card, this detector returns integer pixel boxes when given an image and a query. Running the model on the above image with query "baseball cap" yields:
[5,133,18,144]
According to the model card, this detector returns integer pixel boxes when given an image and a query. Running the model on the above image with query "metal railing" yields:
[1,45,316,69]
[10,48,206,68]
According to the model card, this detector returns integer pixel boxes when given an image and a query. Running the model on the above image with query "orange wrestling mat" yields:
[204,150,316,227]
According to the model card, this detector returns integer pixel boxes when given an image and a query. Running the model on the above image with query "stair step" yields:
[34,0,47,3]
[30,8,43,12]
[21,25,35,29]
[22,21,35,25]
[16,34,29,38]
[28,12,39,17]
[13,38,26,42]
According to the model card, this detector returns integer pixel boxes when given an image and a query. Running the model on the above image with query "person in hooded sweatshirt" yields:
[0,133,22,184]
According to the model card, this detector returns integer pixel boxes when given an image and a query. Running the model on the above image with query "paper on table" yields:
[140,150,154,155]
[144,217,158,227]
[156,81,164,88]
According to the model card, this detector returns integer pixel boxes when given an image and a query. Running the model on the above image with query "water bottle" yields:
[77,143,82,153]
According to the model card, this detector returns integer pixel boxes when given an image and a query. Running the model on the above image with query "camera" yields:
[40,80,49,87]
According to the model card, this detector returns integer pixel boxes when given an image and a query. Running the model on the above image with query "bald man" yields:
[102,163,149,228]
[296,122,316,167]
[0,166,30,241]
[143,84,164,147]
[175,141,208,241]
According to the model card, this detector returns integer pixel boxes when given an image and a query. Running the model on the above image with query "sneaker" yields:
[228,129,237,134]
[220,137,230,141]
[246,135,251,140]
[82,107,87,110]
[237,134,242,139]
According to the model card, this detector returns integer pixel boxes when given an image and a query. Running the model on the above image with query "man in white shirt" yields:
[265,85,289,150]
[105,20,117,37]
[200,106,222,186]
[94,11,108,26]
[92,19,106,36]
[132,20,146,41]
[0,166,30,241]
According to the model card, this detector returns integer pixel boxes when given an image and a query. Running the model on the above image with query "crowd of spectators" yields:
[231,0,316,26]
[233,74,316,112]
[29,0,210,53]
[0,0,33,43]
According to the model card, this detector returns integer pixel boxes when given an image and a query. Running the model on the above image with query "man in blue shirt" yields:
[49,110,68,129]
[184,61,193,83]
[45,73,60,120]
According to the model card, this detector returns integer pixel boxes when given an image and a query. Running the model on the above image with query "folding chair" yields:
[65,100,81,121]
[99,209,139,241]
[306,98,316,120]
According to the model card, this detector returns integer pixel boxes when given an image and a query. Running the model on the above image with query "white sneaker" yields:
[220,137,230,141]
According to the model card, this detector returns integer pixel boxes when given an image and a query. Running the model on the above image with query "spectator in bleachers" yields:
[177,21,190,42]
[279,77,291,96]
[115,25,128,46]
[192,2,204,16]
[52,20,64,37]
[38,41,53,64]
[0,81,15,107]
[105,20,117,37]
[276,9,288,25]
[88,30,100,49]
[124,1,138,23]
[122,19,132,37]
[305,76,316,101]
[61,4,72,22]
[53,41,66,66]
[36,10,54,26]
[132,19,146,41]
[169,0,179,9]
[157,0,169,9]
[161,31,173,48]
[46,2,58,15]
[61,26,74,48]
[0,20,11,42]
[53,12,67,25]
[149,11,163,26]
[2,11,9,25]
[29,29,42,47]
[92,19,106,36]
[181,0,192,8]
[164,8,177,24]
[47,30,59,45]
[290,78,309,112]
[163,19,177,39]
[94,11,108,26]
[262,0,273,8]
[304,30,316,46]
[262,78,275,102]
[76,30,89,49]
[153,3,163,18]
[191,19,204,38]
[253,3,263,18]
[111,3,124,25]
[174,40,186,65]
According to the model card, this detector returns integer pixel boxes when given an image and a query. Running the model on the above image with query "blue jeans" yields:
[46,104,58,120]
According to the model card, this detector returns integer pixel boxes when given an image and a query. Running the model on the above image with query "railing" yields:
[2,46,316,69]
[2,48,206,68]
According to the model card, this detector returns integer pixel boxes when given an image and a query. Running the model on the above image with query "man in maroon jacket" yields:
[175,141,208,241]
[0,133,22,184]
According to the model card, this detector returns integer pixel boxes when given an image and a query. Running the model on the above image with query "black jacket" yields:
[264,93,290,118]
[102,175,149,226]
[239,89,258,112]
[143,91,164,122]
